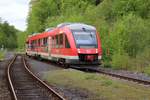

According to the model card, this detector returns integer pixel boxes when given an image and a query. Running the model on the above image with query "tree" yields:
[27,0,150,71]
[0,21,18,49]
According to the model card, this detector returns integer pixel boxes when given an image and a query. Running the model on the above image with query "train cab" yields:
[52,23,102,65]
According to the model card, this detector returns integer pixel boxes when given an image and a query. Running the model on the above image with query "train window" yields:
[40,39,43,46]
[43,38,48,46]
[52,37,56,48]
[59,34,63,48]
[31,41,33,49]
[52,37,54,48]
[35,40,37,47]
[28,43,31,49]
[38,39,40,46]
[65,35,70,48]
[41,38,44,46]
[31,40,35,49]
[56,35,59,48]
[34,40,36,47]
[72,31,98,48]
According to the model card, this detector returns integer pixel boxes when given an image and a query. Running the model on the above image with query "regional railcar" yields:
[26,23,102,65]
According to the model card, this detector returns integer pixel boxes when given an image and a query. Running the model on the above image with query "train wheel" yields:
[58,58,69,68]
[57,59,62,66]
[38,55,42,61]
[64,63,70,68]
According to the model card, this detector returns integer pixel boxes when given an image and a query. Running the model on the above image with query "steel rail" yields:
[7,55,66,100]
[22,55,66,100]
[97,70,150,85]
[7,55,18,100]
[70,66,150,85]
[29,57,150,85]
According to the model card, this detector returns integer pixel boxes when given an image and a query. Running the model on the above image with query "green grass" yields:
[144,67,150,76]
[0,51,5,60]
[44,69,150,100]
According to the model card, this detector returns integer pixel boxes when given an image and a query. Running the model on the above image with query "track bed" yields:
[8,55,65,100]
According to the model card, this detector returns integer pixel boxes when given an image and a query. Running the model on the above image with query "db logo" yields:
[86,50,91,53]
[56,50,59,53]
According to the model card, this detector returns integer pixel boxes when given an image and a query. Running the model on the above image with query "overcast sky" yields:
[0,0,30,31]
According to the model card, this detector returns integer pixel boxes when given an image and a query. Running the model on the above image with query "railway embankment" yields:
[43,69,150,100]
[26,57,150,100]
[99,67,150,83]
[26,57,90,100]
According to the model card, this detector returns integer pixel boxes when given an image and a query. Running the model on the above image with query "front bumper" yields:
[66,59,101,65]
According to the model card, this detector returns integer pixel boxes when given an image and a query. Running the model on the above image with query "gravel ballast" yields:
[99,67,150,83]
[0,60,11,100]
[26,57,62,79]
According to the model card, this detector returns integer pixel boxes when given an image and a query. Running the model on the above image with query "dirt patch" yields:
[0,61,11,100]
[51,84,100,100]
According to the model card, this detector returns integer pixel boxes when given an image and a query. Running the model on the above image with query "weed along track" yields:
[30,57,150,86]
[70,66,150,85]
[7,55,66,100]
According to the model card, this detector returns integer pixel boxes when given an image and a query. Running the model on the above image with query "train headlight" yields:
[96,49,98,53]
[77,49,80,53]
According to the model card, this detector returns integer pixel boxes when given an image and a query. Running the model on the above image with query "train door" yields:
[48,36,52,56]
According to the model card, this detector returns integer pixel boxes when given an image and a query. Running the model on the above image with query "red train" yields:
[26,23,102,65]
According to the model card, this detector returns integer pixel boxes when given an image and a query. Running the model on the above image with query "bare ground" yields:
[0,60,11,100]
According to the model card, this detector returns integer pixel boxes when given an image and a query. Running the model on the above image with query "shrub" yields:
[111,53,130,70]
[144,66,150,76]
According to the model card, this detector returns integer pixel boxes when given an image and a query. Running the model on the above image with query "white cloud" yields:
[0,0,30,31]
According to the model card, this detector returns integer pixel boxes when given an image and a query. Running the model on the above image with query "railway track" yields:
[70,66,150,85]
[29,57,150,85]
[7,55,66,100]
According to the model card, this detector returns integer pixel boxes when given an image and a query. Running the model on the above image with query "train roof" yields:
[27,23,96,41]
[57,23,96,30]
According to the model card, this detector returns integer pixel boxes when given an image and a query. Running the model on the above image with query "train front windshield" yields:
[73,31,98,48]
